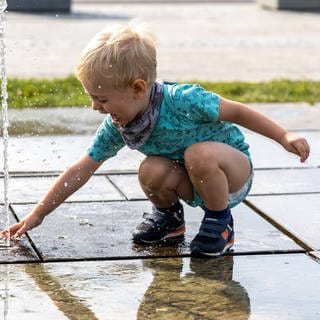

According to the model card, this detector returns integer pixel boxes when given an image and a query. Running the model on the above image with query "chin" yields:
[111,118,123,126]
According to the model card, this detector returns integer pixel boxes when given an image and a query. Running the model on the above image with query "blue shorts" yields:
[186,162,254,209]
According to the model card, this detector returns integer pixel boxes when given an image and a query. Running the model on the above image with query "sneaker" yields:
[132,205,185,244]
[190,215,234,256]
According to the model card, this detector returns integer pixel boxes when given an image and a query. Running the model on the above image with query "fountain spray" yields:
[0,0,9,247]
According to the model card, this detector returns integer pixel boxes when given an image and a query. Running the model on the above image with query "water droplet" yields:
[64,182,68,188]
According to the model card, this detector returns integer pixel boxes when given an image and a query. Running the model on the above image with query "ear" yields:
[131,79,148,98]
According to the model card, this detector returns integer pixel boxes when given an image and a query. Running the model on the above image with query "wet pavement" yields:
[1,254,320,320]
[0,123,319,319]
[1,1,320,319]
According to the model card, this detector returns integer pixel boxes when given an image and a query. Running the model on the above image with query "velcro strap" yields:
[198,217,230,239]
[198,229,221,238]
[142,211,167,226]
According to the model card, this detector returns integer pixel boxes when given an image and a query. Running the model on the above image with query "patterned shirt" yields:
[87,82,250,163]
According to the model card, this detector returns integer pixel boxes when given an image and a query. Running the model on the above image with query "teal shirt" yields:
[88,83,250,163]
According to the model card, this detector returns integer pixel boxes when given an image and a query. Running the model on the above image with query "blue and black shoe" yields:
[190,215,234,256]
[132,205,185,244]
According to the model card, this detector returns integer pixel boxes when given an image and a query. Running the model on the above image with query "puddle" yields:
[0,254,319,319]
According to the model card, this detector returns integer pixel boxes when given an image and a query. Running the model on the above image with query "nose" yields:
[92,99,101,111]
[92,100,109,114]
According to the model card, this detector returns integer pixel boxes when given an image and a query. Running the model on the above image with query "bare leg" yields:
[138,156,193,208]
[133,156,193,243]
[184,141,251,211]
[184,141,251,256]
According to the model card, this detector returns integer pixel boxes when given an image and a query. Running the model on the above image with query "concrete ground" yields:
[1,1,320,319]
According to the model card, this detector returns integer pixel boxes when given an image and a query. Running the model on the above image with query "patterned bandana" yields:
[116,80,164,149]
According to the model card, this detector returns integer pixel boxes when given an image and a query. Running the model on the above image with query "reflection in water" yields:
[2,255,250,319]
[137,257,250,320]
[1,264,9,320]
[24,263,99,320]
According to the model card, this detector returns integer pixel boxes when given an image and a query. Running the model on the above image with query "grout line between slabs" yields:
[1,165,319,178]
[249,192,320,197]
[105,175,129,200]
[0,249,307,265]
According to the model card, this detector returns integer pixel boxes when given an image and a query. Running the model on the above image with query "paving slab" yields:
[0,254,319,319]
[1,135,144,173]
[11,201,300,261]
[108,174,144,200]
[0,205,40,262]
[250,168,320,195]
[247,194,320,250]
[244,129,320,169]
[0,240,39,263]
[0,175,124,204]
[251,103,320,131]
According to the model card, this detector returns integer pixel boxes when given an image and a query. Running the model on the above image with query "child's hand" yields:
[1,212,44,239]
[280,132,310,163]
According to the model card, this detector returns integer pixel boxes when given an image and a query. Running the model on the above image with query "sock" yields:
[156,200,182,214]
[204,206,231,220]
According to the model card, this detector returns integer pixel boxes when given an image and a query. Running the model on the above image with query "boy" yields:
[2,23,310,256]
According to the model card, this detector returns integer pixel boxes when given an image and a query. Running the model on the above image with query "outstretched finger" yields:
[1,222,23,239]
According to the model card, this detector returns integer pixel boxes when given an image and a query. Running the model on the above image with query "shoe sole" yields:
[133,225,186,244]
[192,237,235,257]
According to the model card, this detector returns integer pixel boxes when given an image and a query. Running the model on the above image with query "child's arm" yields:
[1,153,102,239]
[218,97,310,162]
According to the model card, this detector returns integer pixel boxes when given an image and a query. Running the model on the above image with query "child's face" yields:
[82,76,150,126]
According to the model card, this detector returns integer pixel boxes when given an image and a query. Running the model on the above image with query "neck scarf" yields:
[116,80,164,149]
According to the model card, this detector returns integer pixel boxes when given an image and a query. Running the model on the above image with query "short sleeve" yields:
[169,83,220,122]
[87,116,125,162]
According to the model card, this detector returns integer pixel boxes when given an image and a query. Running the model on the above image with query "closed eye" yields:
[89,94,108,104]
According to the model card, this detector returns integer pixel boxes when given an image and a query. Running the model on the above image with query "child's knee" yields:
[138,156,172,186]
[184,142,220,172]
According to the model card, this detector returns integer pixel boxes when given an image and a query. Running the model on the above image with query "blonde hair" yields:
[77,22,157,88]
